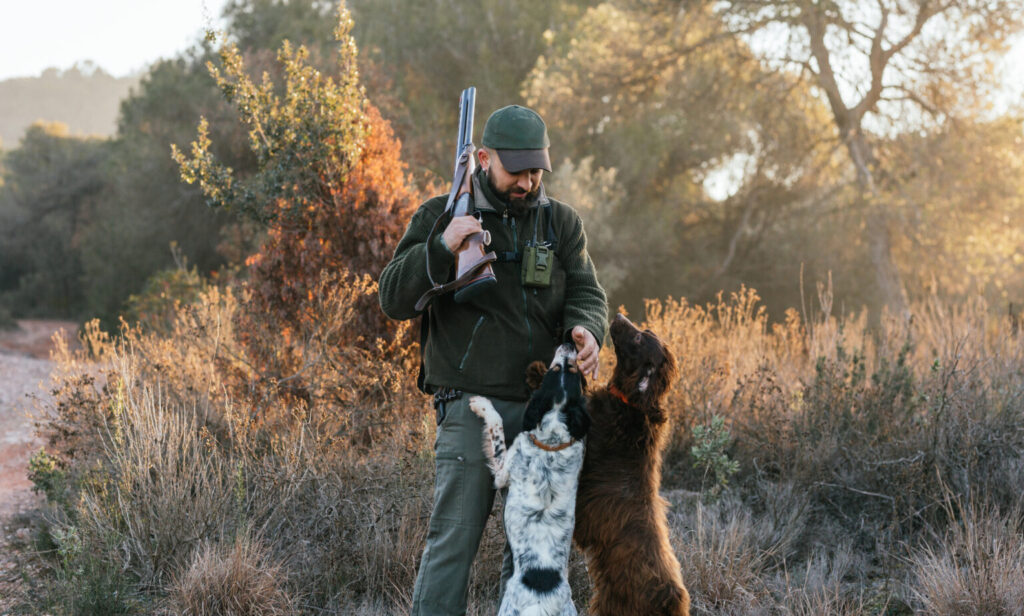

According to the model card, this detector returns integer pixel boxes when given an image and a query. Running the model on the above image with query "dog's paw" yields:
[468,395,491,419]
[525,360,547,390]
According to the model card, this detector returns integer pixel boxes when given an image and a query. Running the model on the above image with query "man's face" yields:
[481,149,543,215]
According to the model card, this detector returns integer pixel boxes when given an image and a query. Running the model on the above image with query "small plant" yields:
[28,448,67,506]
[691,415,739,499]
[123,243,207,335]
[169,529,292,616]
[51,525,83,572]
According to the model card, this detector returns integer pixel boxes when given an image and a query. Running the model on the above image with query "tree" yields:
[75,51,242,325]
[526,2,837,312]
[879,116,1024,302]
[74,0,352,326]
[717,0,1024,314]
[173,4,419,349]
[347,0,594,177]
[0,123,107,317]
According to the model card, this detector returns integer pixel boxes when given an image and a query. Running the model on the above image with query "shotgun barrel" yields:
[414,87,497,312]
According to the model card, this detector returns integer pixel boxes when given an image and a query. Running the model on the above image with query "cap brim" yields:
[495,149,551,173]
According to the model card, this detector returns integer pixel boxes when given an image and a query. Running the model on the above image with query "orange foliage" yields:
[243,105,421,350]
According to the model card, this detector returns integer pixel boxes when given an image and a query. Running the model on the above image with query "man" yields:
[378,104,607,615]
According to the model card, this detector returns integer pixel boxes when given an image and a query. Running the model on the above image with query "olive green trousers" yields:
[411,394,527,616]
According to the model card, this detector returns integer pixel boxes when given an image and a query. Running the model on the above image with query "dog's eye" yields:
[634,333,643,344]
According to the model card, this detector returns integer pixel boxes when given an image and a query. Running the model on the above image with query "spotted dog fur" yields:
[469,343,591,616]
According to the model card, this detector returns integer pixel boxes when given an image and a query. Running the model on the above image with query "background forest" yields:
[3,0,1024,614]
[3,0,1022,324]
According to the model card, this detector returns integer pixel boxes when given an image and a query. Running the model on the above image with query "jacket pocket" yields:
[457,316,486,373]
[528,257,566,337]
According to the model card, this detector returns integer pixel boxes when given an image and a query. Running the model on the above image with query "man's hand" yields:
[572,326,599,379]
[442,215,483,253]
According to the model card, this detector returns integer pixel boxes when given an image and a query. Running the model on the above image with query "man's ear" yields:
[477,147,491,171]
[525,360,547,391]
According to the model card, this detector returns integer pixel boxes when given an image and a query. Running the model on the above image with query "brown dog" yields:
[573,313,690,616]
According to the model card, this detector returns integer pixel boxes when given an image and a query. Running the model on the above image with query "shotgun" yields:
[414,87,497,312]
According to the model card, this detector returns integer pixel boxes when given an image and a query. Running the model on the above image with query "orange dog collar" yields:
[529,433,576,452]
[608,384,630,405]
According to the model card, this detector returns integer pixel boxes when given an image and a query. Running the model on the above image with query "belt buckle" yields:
[432,387,462,410]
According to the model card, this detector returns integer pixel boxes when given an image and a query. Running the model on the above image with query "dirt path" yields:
[0,320,77,604]
[0,320,77,516]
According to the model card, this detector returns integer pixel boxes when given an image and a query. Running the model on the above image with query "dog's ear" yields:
[522,393,546,432]
[566,399,591,440]
[525,360,547,391]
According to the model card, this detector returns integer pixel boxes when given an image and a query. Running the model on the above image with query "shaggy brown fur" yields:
[574,313,690,616]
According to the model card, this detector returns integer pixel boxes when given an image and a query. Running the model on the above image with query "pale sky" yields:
[0,0,1021,107]
[0,0,231,81]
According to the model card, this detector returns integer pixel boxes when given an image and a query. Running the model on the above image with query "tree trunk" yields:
[846,131,909,318]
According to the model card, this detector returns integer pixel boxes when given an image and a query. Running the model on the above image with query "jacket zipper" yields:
[458,316,486,372]
[510,216,533,356]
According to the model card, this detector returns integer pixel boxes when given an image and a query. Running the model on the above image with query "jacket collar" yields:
[472,168,549,215]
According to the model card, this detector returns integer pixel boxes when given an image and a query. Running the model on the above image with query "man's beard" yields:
[487,171,540,217]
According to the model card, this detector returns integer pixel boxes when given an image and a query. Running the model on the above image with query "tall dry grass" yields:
[24,278,1024,614]
[31,273,443,614]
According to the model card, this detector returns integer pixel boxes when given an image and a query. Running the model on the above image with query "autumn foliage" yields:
[173,5,422,360]
[243,104,419,349]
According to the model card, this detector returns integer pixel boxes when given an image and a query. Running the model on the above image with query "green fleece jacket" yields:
[379,169,608,401]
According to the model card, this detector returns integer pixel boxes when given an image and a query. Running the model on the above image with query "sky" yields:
[1,0,1021,102]
[0,0,231,81]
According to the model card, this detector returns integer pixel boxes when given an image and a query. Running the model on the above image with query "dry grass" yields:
[908,501,1024,616]
[169,529,293,616]
[21,278,1024,614]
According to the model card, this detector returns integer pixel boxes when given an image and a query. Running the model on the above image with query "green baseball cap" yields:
[481,105,552,173]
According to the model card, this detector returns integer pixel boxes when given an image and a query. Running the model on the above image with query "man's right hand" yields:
[442,215,483,253]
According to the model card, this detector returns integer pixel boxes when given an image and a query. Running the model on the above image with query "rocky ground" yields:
[0,320,78,613]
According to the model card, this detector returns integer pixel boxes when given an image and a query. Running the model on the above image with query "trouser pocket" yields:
[431,454,465,524]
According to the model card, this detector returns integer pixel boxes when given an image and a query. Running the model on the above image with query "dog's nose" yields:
[551,342,578,369]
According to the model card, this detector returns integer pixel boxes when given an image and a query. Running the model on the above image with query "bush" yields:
[123,245,208,335]
[169,529,293,616]
[909,501,1024,615]
[33,269,432,612]
[28,272,1024,613]
[173,5,420,349]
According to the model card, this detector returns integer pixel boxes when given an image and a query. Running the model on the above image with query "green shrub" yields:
[27,448,68,506]
[123,246,207,335]
[691,415,739,500]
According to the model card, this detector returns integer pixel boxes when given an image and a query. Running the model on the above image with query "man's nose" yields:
[515,173,533,192]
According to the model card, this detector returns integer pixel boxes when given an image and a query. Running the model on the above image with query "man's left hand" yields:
[572,326,599,379]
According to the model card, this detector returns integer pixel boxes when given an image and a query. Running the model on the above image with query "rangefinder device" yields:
[522,243,553,288]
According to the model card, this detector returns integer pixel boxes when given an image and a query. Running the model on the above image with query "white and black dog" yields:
[469,343,591,616]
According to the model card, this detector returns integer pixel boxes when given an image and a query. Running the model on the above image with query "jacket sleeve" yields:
[379,197,455,321]
[556,205,609,346]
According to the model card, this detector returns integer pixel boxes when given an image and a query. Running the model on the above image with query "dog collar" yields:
[529,433,576,452]
[608,384,630,405]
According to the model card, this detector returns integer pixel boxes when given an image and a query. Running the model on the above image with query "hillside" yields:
[0,63,139,147]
